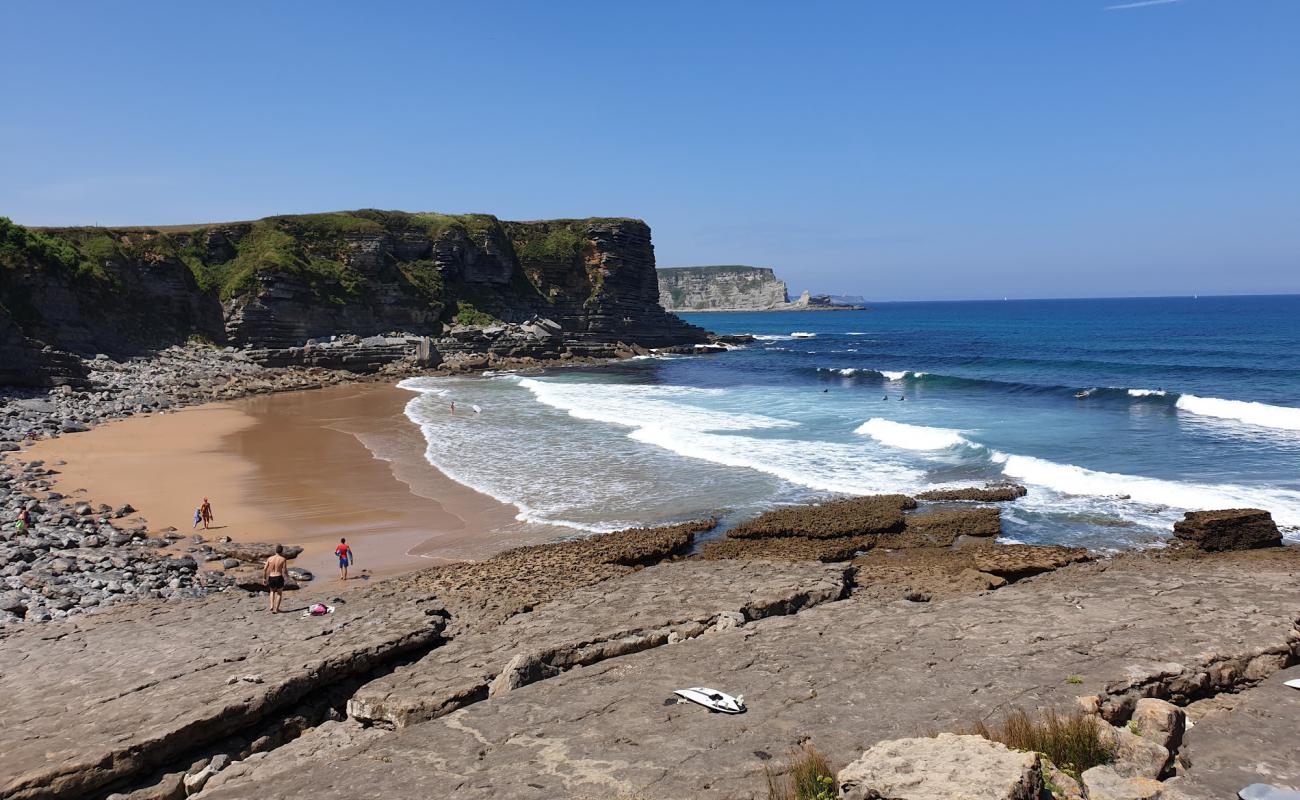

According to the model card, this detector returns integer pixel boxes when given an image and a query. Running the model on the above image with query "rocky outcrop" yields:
[1172,508,1282,551]
[656,265,790,311]
[0,212,709,382]
[838,733,1043,800]
[727,495,916,539]
[916,483,1028,503]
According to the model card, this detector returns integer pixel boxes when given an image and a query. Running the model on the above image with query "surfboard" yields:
[673,687,746,714]
[1239,784,1300,800]
[472,404,482,413]
[1284,678,1300,690]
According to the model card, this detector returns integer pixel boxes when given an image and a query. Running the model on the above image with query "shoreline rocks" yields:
[1172,508,1282,551]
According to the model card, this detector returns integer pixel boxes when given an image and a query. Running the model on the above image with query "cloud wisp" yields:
[1105,0,1185,9]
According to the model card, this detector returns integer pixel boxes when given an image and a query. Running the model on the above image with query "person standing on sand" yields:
[200,498,214,529]
[264,544,289,613]
[335,537,354,580]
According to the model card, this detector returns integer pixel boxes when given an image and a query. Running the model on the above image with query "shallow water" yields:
[400,295,1300,549]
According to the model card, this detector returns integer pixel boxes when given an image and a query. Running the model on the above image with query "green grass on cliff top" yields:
[20,210,647,303]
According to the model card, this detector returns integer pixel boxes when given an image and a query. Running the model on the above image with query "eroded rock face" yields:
[916,483,1028,503]
[838,733,1042,800]
[1172,509,1281,551]
[727,495,916,540]
[656,265,790,311]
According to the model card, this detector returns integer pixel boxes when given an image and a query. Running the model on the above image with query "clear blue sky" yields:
[2,1,1297,300]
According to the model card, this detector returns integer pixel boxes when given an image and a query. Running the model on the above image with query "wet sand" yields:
[16,382,566,582]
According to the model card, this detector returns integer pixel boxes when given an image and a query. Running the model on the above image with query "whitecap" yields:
[993,451,1300,527]
[1127,388,1167,398]
[854,418,974,451]
[1175,394,1300,432]
[790,331,817,338]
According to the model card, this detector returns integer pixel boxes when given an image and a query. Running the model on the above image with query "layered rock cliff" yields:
[0,212,708,384]
[656,265,790,311]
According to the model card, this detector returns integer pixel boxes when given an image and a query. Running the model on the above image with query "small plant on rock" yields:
[955,707,1115,782]
[765,743,837,800]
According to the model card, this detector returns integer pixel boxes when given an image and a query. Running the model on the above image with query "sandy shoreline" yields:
[16,381,563,583]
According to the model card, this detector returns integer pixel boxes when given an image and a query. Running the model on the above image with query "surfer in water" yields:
[450,401,456,415]
[263,544,289,614]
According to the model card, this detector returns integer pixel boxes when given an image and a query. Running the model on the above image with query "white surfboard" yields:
[1239,784,1300,800]
[1284,678,1300,690]
[673,687,745,714]
[472,405,482,413]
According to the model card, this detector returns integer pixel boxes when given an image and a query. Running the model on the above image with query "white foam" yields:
[752,334,795,341]
[994,451,1300,528]
[879,370,908,381]
[1127,388,1167,397]
[1175,394,1300,431]
[790,331,817,338]
[516,377,925,496]
[854,418,974,450]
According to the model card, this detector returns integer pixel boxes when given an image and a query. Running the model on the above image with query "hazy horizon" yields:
[3,1,1297,300]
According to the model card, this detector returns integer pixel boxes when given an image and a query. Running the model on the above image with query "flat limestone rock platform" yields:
[0,582,447,800]
[1164,665,1300,799]
[348,559,849,727]
[198,552,1300,800]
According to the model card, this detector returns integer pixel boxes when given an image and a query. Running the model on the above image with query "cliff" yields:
[0,212,708,384]
[656,265,790,311]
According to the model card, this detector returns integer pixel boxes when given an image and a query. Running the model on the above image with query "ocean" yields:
[397,295,1300,550]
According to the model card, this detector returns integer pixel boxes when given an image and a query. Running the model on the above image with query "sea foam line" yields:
[516,377,924,496]
[992,451,1300,528]
[1175,394,1300,432]
[854,418,974,451]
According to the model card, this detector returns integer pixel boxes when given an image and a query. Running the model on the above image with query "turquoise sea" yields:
[399,295,1300,549]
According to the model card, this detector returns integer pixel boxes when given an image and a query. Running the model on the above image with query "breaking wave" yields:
[1175,394,1300,432]
[854,418,974,450]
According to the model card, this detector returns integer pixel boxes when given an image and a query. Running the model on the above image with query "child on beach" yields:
[15,508,30,533]
[335,537,354,580]
[192,507,202,529]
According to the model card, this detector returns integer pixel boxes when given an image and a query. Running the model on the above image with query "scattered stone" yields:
[1080,765,1166,800]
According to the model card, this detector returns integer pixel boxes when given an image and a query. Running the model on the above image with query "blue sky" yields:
[2,1,1297,300]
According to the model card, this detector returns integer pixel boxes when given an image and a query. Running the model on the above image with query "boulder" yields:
[1129,698,1185,753]
[972,545,1093,580]
[207,541,304,562]
[1080,765,1167,800]
[1172,509,1281,551]
[1099,723,1171,779]
[838,733,1042,800]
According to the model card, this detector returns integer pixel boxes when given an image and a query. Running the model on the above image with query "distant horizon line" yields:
[672,292,1300,307]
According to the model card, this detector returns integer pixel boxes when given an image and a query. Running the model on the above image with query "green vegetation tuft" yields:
[765,744,837,800]
[953,707,1115,782]
[449,302,501,327]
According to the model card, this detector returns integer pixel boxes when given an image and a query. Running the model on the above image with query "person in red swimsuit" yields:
[335,538,354,581]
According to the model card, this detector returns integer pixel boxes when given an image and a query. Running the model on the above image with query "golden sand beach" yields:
[18,382,559,583]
